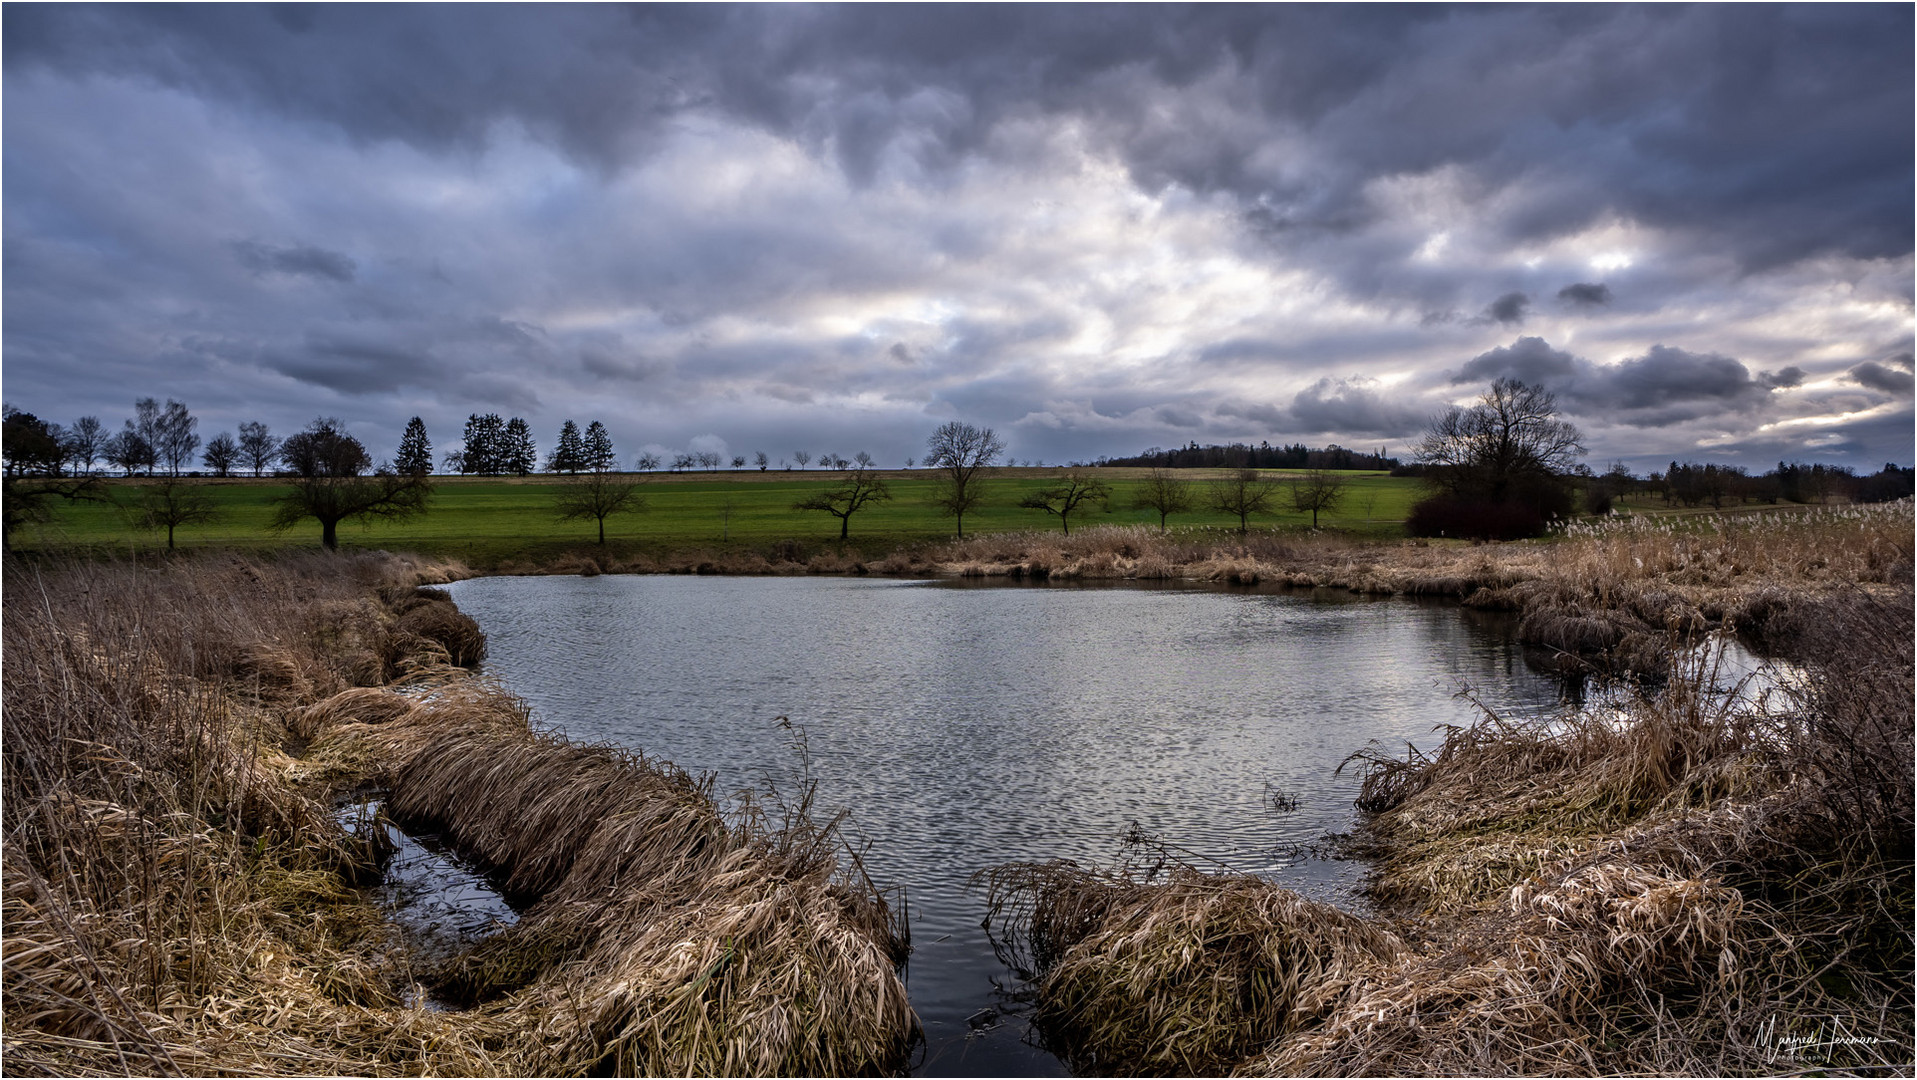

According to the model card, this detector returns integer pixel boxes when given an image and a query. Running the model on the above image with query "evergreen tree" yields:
[583,421,617,473]
[546,420,586,473]
[396,417,434,475]
[504,417,537,476]
[459,413,505,474]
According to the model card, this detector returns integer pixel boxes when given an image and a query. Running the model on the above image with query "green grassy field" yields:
[16,468,1426,564]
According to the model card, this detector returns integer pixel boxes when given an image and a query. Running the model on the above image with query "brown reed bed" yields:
[984,585,1913,1076]
[3,550,916,1076]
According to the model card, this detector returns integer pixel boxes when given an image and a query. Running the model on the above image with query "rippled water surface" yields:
[444,574,1570,1075]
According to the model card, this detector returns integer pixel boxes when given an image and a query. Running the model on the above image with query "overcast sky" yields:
[5,4,1912,472]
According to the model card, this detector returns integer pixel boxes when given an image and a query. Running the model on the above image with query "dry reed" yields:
[4,551,918,1076]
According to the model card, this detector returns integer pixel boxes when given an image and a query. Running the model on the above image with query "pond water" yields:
[440,575,1573,1076]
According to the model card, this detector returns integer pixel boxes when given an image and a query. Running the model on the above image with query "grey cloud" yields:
[1849,361,1916,396]
[230,239,355,282]
[1557,282,1612,307]
[10,5,1907,275]
[1287,377,1429,437]
[1455,338,1792,427]
[1214,401,1287,428]
[1483,292,1529,325]
[1453,336,1581,386]
[1153,406,1202,428]
[283,337,431,394]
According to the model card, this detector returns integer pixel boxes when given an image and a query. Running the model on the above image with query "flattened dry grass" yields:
[4,552,916,1076]
[984,586,1913,1076]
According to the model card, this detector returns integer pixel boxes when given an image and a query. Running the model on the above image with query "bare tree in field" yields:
[793,450,812,470]
[794,466,892,538]
[66,416,106,475]
[1287,469,1348,528]
[129,478,220,549]
[238,421,280,476]
[201,432,239,477]
[924,420,1004,537]
[268,417,432,549]
[1131,468,1195,531]
[1019,474,1110,535]
[1207,469,1281,532]
[554,471,647,544]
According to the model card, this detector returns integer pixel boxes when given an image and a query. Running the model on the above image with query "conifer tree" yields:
[546,420,586,473]
[504,417,537,476]
[396,417,433,475]
[583,421,617,473]
[459,413,505,474]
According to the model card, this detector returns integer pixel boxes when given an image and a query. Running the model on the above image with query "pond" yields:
[440,574,1572,1076]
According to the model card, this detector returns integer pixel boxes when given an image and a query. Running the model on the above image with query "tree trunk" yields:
[167,523,176,549]
[321,517,339,550]
[598,517,606,545]
[839,515,849,539]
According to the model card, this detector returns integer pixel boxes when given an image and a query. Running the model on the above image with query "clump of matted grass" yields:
[983,586,1912,1076]
[978,861,1406,1074]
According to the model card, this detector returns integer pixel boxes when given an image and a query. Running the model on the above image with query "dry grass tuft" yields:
[981,863,1406,1074]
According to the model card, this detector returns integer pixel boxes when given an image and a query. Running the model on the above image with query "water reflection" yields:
[444,575,1571,1076]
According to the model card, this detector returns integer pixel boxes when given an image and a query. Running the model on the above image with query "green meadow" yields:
[18,468,1425,565]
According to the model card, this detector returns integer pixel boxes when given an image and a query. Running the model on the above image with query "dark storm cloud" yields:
[8,4,1908,273]
[1483,292,1529,326]
[229,239,356,282]
[1849,361,1916,396]
[1455,338,1800,428]
[1557,283,1612,307]
[1286,378,1430,437]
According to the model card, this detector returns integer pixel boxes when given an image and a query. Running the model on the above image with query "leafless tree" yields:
[128,477,220,549]
[268,417,431,549]
[754,451,769,471]
[924,420,1004,537]
[1416,377,1585,503]
[1131,468,1194,531]
[1207,469,1281,532]
[237,420,280,476]
[201,432,239,477]
[65,416,106,475]
[634,451,662,471]
[553,471,647,544]
[1019,473,1109,535]
[1287,469,1348,528]
[793,450,812,470]
[793,466,893,538]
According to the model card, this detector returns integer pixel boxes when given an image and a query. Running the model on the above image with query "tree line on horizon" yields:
[4,390,1911,550]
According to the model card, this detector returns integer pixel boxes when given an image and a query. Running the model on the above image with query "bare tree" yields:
[268,417,432,549]
[66,416,106,475]
[732,455,748,470]
[128,477,220,549]
[150,399,200,476]
[553,472,647,545]
[793,450,812,470]
[1207,469,1281,532]
[2,473,106,550]
[634,451,662,471]
[853,450,874,469]
[104,427,156,476]
[237,420,280,476]
[201,432,240,477]
[1019,474,1110,535]
[1131,468,1194,531]
[1416,377,1585,504]
[924,420,1004,537]
[754,451,769,471]
[793,466,893,538]
[1287,469,1348,528]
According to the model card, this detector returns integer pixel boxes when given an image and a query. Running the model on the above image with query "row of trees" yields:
[4,401,286,479]
[1100,441,1399,471]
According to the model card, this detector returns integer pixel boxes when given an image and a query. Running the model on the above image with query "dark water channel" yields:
[429,575,1572,1075]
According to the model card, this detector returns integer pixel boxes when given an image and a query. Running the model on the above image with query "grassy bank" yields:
[1,551,915,1075]
[981,582,1914,1075]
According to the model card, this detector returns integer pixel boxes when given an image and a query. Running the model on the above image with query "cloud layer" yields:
[4,4,1911,471]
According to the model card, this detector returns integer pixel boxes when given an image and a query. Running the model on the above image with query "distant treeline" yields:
[1097,441,1400,471]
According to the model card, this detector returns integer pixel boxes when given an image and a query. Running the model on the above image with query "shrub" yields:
[1405,496,1548,540]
